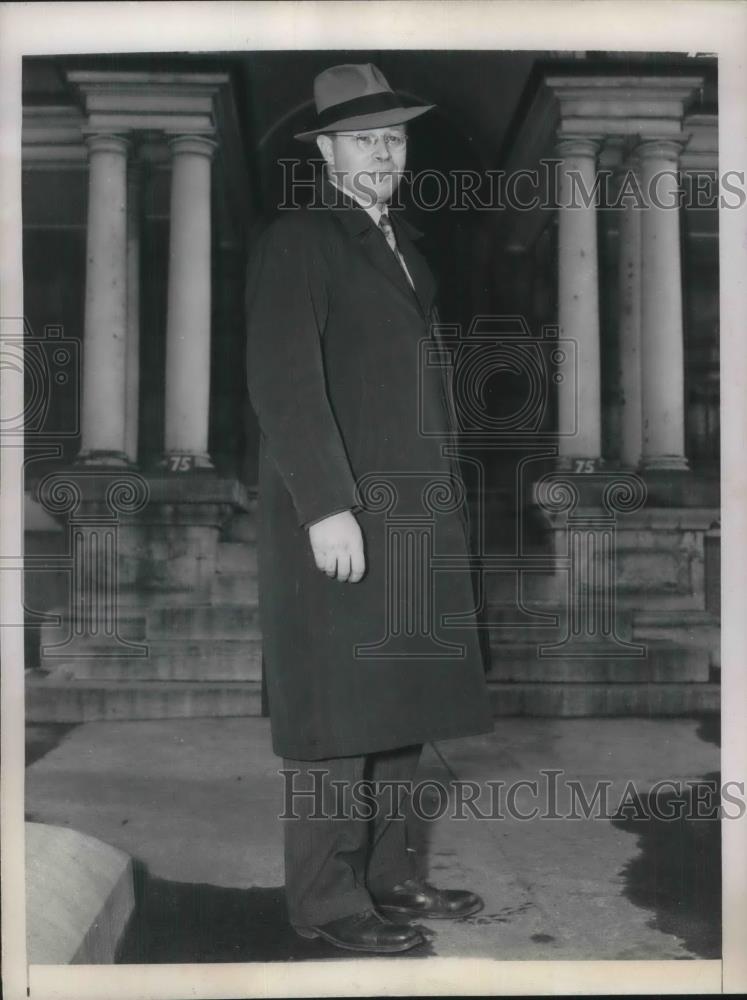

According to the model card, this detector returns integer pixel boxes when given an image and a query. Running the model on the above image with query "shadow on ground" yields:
[611,769,721,959]
[695,713,720,749]
[25,723,79,767]
[116,862,436,963]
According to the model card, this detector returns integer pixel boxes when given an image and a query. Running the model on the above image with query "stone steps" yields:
[146,604,260,638]
[485,611,638,645]
[26,674,262,722]
[221,510,257,542]
[43,638,263,682]
[29,510,720,720]
[210,572,259,603]
[486,640,709,683]
[632,609,720,661]
[40,602,262,651]
[488,682,720,716]
[216,541,258,574]
[27,670,718,723]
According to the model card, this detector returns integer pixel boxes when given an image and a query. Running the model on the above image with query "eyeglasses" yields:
[334,132,407,152]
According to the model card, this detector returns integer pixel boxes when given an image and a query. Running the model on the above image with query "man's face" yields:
[316,125,407,207]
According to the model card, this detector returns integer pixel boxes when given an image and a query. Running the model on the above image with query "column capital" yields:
[635,137,684,164]
[83,132,130,155]
[555,136,602,159]
[167,134,217,158]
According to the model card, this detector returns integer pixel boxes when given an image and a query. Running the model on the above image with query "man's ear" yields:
[316,134,333,165]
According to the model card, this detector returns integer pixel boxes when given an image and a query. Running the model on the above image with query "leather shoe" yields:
[373,877,483,919]
[294,908,426,954]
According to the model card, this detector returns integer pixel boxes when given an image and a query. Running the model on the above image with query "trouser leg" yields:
[365,743,423,895]
[281,753,372,928]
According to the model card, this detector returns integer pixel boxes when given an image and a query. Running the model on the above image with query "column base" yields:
[639,465,717,507]
[75,450,132,468]
[158,452,214,474]
[119,474,250,592]
[640,455,690,472]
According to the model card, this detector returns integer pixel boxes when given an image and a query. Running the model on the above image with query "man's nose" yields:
[372,138,392,160]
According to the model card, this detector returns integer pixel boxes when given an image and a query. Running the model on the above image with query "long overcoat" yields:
[245,176,492,760]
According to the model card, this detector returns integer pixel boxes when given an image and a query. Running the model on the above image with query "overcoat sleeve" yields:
[245,213,359,528]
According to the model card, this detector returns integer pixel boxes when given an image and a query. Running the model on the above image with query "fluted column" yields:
[556,137,602,467]
[616,156,644,467]
[78,133,130,465]
[162,134,216,471]
[125,159,142,463]
[638,139,689,471]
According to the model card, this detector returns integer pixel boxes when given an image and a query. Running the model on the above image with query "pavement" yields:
[25,715,721,963]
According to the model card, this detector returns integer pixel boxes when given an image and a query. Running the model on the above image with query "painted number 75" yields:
[168,455,194,472]
[574,459,597,474]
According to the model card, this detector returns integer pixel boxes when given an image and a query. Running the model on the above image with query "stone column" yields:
[616,156,644,467]
[556,137,602,467]
[162,134,216,471]
[638,139,689,471]
[78,133,130,466]
[125,159,142,464]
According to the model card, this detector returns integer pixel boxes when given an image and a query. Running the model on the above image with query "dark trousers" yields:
[282,743,422,927]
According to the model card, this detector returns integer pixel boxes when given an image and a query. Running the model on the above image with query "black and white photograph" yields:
[1,2,746,997]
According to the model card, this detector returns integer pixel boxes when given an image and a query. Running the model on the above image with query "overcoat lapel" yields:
[319,178,436,320]
[389,211,437,320]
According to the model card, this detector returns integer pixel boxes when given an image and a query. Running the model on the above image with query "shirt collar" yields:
[328,175,385,225]
[318,173,424,242]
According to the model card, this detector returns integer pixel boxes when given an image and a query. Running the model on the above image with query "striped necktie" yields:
[378,210,415,289]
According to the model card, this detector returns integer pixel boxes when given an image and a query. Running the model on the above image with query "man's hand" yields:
[307,510,366,582]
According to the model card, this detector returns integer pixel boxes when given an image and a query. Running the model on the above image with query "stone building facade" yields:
[21,52,720,721]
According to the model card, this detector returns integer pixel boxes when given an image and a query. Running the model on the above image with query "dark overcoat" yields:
[245,177,492,759]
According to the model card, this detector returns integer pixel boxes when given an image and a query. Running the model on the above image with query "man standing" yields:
[246,63,493,954]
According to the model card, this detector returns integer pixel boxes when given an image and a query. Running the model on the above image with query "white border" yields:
[2,2,745,997]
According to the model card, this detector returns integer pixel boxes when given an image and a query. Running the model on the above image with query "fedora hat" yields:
[294,63,435,142]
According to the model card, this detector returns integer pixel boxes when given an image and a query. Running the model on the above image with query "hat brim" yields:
[294,104,435,142]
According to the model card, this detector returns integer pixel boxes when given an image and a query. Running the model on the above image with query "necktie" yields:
[378,210,399,254]
[378,211,415,289]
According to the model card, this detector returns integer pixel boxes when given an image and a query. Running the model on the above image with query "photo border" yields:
[2,2,745,996]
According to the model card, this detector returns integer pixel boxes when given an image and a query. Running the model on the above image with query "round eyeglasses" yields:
[334,132,407,152]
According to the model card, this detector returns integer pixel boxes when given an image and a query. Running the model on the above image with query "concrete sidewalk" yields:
[25,716,721,962]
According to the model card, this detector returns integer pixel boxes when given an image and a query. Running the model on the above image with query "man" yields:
[245,63,493,955]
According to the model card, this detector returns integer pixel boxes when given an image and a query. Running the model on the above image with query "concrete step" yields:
[40,603,261,646]
[26,675,263,722]
[483,571,559,604]
[43,638,263,682]
[217,541,257,574]
[26,821,135,964]
[634,623,720,646]
[631,610,720,667]
[486,641,709,683]
[116,589,216,608]
[221,511,257,543]
[146,605,260,639]
[633,610,719,641]
[633,609,719,627]
[488,682,720,717]
[40,612,149,651]
[485,601,637,644]
[210,572,259,604]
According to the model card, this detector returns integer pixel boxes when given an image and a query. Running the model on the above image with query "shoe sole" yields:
[294,926,426,953]
[377,898,484,920]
